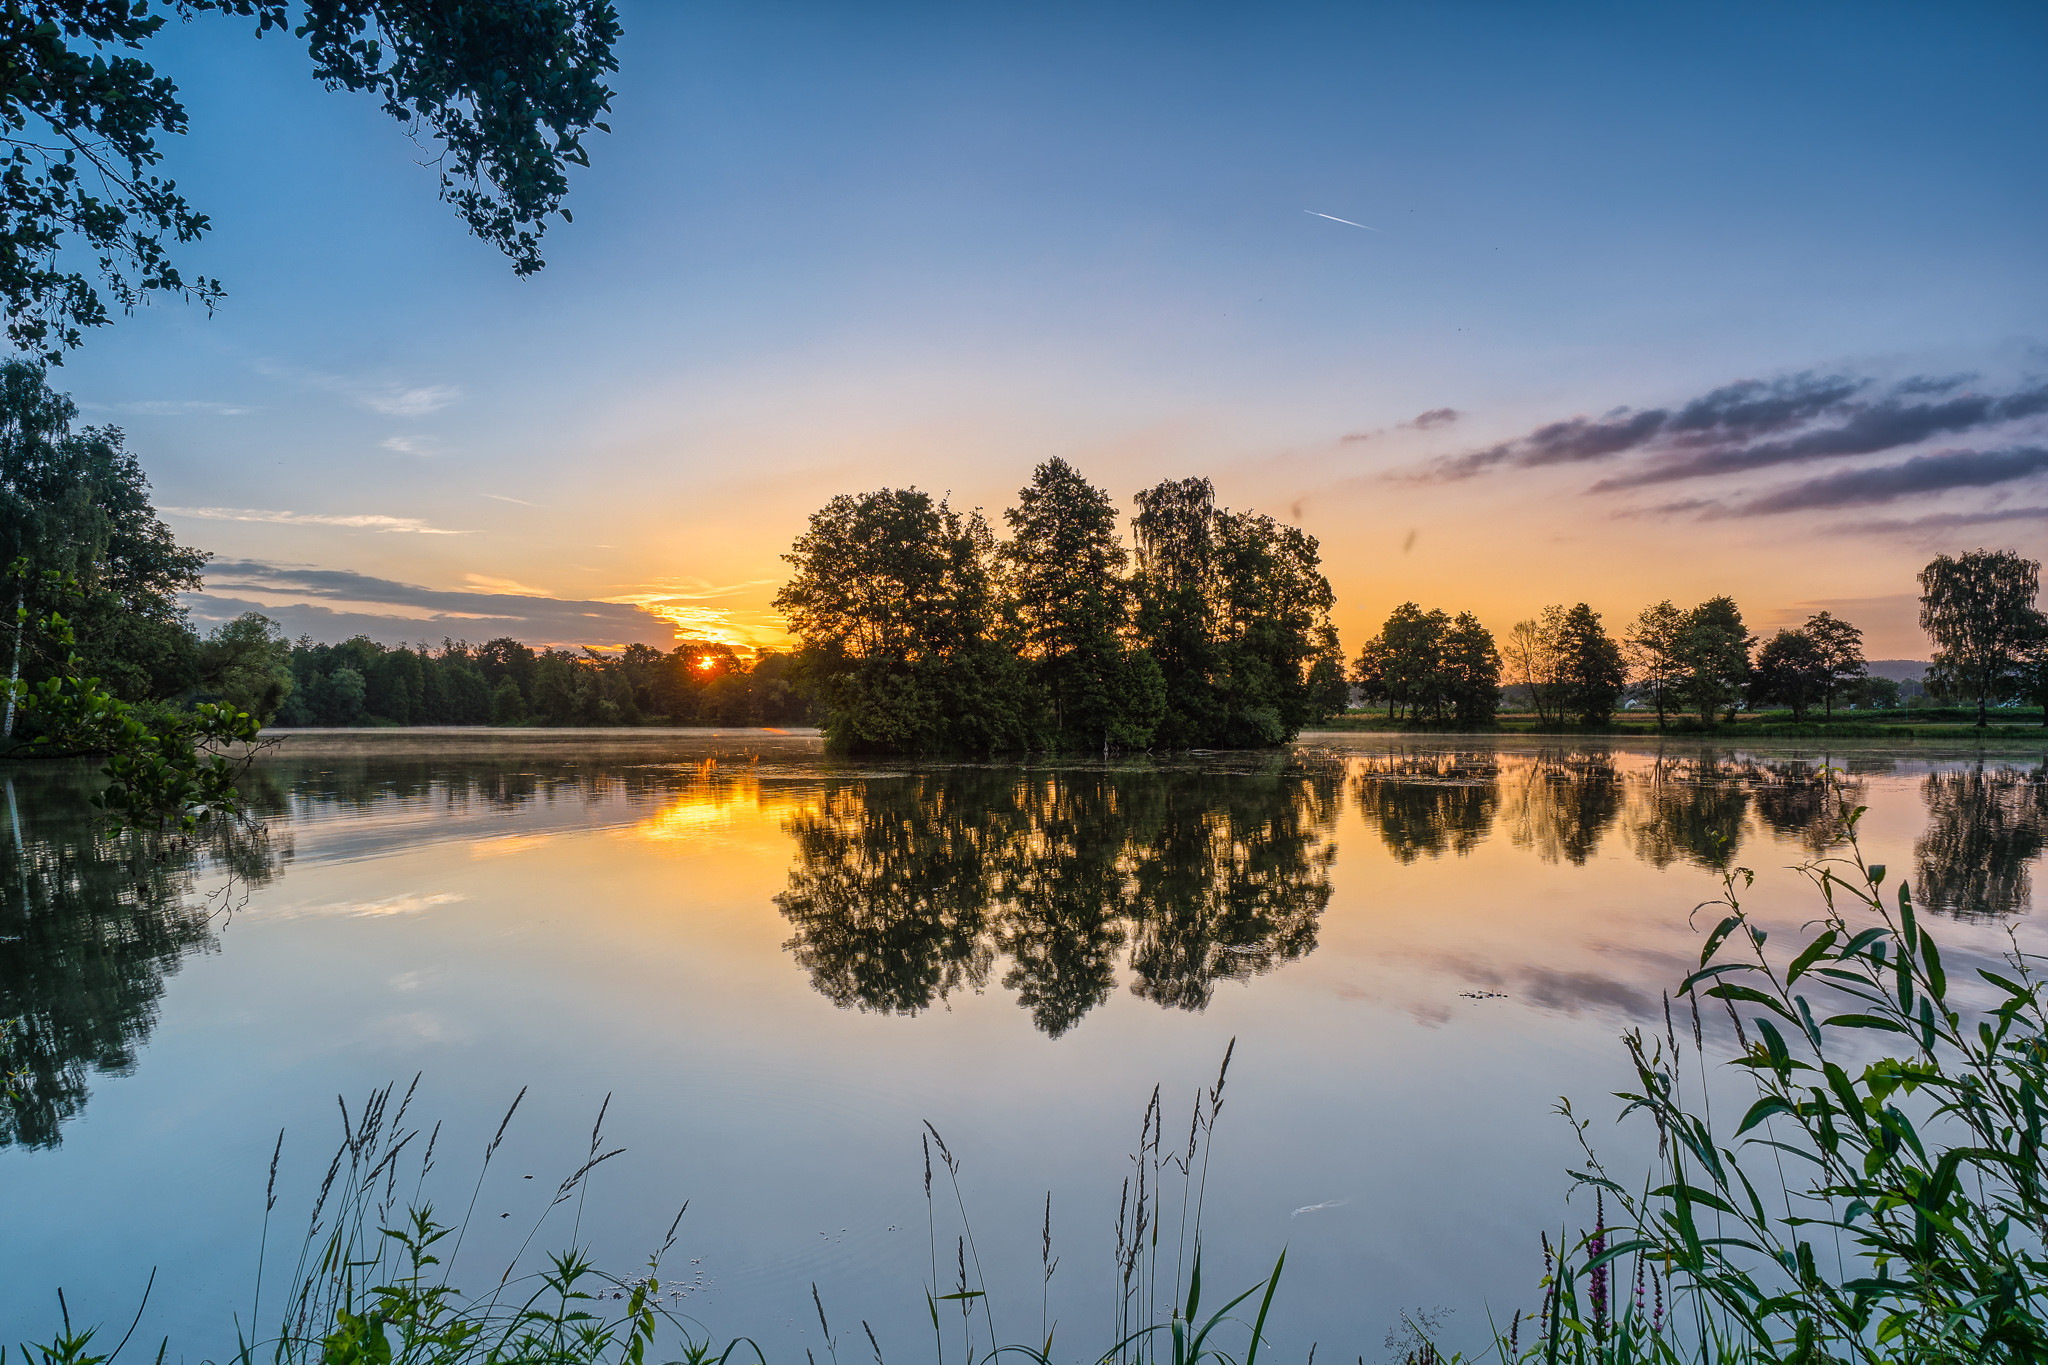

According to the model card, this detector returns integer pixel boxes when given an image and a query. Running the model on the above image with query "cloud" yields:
[464,572,551,595]
[481,492,540,507]
[1405,407,1459,430]
[101,399,254,417]
[1599,381,2048,489]
[254,361,461,417]
[163,506,464,534]
[1416,371,2048,489]
[364,385,459,417]
[1728,445,2048,515]
[186,559,687,649]
[1827,504,2048,534]
[1430,407,1669,479]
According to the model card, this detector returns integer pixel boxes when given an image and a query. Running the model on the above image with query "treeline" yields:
[271,634,812,728]
[1352,595,1894,728]
[775,461,1346,755]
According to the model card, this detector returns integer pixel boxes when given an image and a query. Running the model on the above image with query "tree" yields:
[776,487,1030,755]
[1376,602,1446,720]
[1304,623,1350,723]
[1677,596,1753,723]
[1749,628,1828,720]
[1504,608,1564,724]
[1801,610,1866,719]
[1919,549,2039,727]
[490,676,526,724]
[0,0,620,359]
[1350,631,1392,718]
[1129,477,1220,746]
[1439,611,1500,726]
[1623,600,1686,725]
[195,612,292,720]
[1000,458,1156,750]
[1553,603,1625,725]
[1,360,204,726]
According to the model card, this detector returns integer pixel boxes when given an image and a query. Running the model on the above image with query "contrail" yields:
[1304,210,1383,233]
[1290,1198,1350,1218]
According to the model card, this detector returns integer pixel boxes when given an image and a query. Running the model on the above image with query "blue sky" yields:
[51,1,2048,655]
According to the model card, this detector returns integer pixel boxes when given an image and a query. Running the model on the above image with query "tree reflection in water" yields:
[0,765,289,1148]
[1916,764,2048,920]
[776,759,1340,1037]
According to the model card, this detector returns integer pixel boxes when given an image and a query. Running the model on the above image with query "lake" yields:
[3,732,2044,1358]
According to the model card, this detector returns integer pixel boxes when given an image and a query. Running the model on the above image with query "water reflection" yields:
[0,770,289,1148]
[777,761,1340,1036]
[4,740,2042,1131]
[1347,750,1885,876]
[1916,764,2048,919]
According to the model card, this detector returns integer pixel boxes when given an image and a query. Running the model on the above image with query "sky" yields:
[48,1,2048,658]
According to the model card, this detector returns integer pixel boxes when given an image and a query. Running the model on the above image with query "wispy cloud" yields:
[1828,504,2048,534]
[1413,371,2048,488]
[365,385,460,417]
[465,572,551,596]
[163,506,464,534]
[1725,445,2048,515]
[254,360,461,417]
[100,399,254,417]
[187,559,684,649]
[481,492,540,507]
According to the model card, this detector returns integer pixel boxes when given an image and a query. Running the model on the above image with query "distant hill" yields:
[1867,658,1929,683]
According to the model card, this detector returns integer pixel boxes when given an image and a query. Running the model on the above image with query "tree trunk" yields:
[3,584,22,741]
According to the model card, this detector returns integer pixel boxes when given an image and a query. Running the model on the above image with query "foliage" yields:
[1677,597,1753,725]
[1749,629,1828,721]
[776,487,1032,755]
[1802,612,1868,720]
[0,0,619,359]
[273,635,813,729]
[1624,601,1687,726]
[1002,459,1163,751]
[775,472,1338,755]
[1353,604,1499,725]
[0,359,205,713]
[5,563,262,830]
[16,1054,1287,1365]
[1505,610,1565,726]
[1458,782,2048,1364]
[1552,604,1625,727]
[1919,549,2040,727]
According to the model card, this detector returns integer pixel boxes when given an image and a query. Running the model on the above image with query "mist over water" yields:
[2,733,2044,1355]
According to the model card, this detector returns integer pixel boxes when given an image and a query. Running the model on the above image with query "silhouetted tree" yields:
[1001,458,1161,751]
[1750,628,1828,720]
[1803,611,1867,719]
[1677,597,1753,723]
[1624,600,1686,725]
[1554,603,1626,725]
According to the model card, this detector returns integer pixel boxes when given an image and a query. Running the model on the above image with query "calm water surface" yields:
[4,732,2046,1356]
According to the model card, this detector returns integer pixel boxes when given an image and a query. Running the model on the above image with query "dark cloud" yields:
[188,560,678,649]
[1661,372,1866,441]
[1406,407,1459,429]
[1826,504,2048,535]
[1730,445,2048,515]
[1599,381,2048,489]
[1428,408,1667,479]
[1415,370,2048,490]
